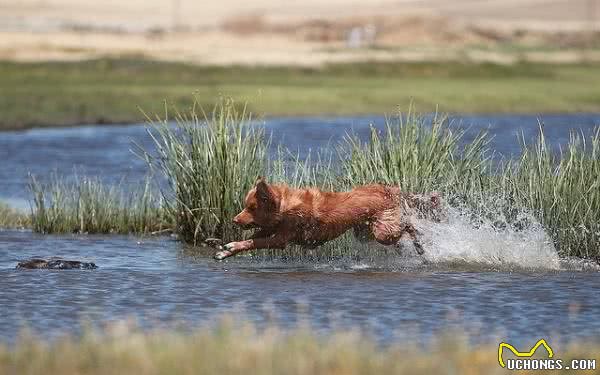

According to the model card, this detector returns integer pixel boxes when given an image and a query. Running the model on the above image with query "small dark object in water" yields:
[16,258,98,270]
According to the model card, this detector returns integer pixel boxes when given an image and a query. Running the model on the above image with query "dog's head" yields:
[233,177,282,229]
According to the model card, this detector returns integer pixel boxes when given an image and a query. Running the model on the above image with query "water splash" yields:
[212,199,585,272]
[414,206,560,271]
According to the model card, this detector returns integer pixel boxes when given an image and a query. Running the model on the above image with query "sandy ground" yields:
[1,0,600,65]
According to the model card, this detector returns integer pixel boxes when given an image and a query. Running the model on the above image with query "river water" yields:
[1,113,599,347]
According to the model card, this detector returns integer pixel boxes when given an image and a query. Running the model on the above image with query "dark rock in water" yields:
[16,258,98,270]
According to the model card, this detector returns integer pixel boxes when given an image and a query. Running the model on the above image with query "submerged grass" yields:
[28,175,170,234]
[0,319,597,375]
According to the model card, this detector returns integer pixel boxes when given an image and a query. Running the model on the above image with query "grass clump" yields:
[143,98,266,245]
[0,202,29,229]
[1,319,597,375]
[28,175,169,234]
[499,128,600,258]
[342,112,600,259]
[342,110,490,193]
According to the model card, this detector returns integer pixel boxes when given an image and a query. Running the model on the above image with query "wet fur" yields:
[215,177,442,260]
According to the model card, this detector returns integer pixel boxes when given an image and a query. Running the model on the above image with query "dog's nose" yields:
[232,216,240,224]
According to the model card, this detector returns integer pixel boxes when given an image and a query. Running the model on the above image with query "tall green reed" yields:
[498,126,600,258]
[342,111,600,259]
[342,110,490,194]
[29,175,168,234]
[142,98,267,245]
[25,97,600,259]
[269,147,339,190]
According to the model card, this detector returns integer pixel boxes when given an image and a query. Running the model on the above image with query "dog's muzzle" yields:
[232,216,255,229]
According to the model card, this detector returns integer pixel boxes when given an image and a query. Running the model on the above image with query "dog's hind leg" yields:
[371,215,425,256]
[370,207,404,246]
[405,225,425,255]
[371,220,402,246]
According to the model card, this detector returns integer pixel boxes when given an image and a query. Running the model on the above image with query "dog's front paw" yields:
[213,243,236,260]
[214,250,231,260]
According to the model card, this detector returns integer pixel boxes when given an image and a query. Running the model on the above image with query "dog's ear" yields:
[255,177,275,204]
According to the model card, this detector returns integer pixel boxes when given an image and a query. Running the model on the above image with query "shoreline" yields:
[3,58,600,131]
[4,110,600,133]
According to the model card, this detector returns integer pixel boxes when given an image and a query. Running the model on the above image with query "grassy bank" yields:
[0,320,597,375]
[3,59,600,130]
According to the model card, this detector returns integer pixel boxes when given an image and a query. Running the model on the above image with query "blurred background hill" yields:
[2,0,600,65]
[2,0,600,129]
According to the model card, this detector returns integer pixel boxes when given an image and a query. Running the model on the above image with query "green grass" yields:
[141,98,267,245]
[141,100,599,258]
[2,59,600,130]
[23,99,600,259]
[342,109,490,193]
[498,128,600,259]
[0,201,29,229]
[28,175,170,234]
[342,113,600,259]
[1,319,597,375]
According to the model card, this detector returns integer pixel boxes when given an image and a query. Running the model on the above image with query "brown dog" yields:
[214,177,442,260]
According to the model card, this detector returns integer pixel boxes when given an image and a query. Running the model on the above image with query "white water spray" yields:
[414,206,560,270]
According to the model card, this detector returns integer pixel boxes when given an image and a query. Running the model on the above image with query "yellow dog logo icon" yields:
[498,339,554,368]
